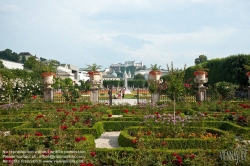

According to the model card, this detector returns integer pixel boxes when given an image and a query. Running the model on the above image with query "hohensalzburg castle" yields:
[109,61,143,73]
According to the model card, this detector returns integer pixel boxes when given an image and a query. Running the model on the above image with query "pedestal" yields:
[90,86,99,104]
[197,86,207,102]
[151,93,160,103]
[108,85,113,106]
[44,87,54,102]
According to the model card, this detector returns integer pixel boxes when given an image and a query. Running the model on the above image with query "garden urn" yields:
[149,70,162,81]
[42,72,55,88]
[88,71,101,85]
[194,71,208,86]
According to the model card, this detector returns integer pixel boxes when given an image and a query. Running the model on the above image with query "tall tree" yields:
[195,55,207,65]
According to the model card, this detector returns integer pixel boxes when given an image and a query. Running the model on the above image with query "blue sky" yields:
[0,0,250,70]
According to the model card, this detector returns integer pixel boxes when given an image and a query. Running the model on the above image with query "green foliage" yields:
[0,68,42,102]
[148,81,167,94]
[40,60,58,73]
[133,73,145,80]
[23,56,40,71]
[165,62,186,101]
[214,82,239,100]
[150,64,161,71]
[185,54,250,89]
[194,63,209,71]
[128,80,147,88]
[103,80,121,88]
[195,55,207,65]
[0,60,4,68]
[85,63,102,71]
[0,49,20,62]
[185,54,250,87]
[77,80,90,91]
[23,57,58,78]
[61,78,80,102]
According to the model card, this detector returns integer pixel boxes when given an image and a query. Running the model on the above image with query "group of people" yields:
[113,87,126,99]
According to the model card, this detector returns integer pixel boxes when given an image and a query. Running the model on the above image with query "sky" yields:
[0,0,250,70]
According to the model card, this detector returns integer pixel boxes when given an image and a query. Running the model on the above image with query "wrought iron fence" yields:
[52,89,111,103]
[98,89,109,104]
[135,89,250,103]
[136,88,151,104]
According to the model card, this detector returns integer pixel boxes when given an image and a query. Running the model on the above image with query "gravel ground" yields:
[95,131,121,148]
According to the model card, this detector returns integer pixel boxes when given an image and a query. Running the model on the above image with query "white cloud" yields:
[0,0,249,70]
[0,4,21,12]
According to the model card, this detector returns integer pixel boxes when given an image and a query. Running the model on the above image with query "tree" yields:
[195,55,207,65]
[165,62,186,121]
[133,73,145,80]
[23,56,40,71]
[40,57,47,62]
[166,62,186,101]
[85,63,102,72]
[0,49,20,62]
[0,60,4,68]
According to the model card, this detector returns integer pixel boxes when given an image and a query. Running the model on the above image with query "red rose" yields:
[132,139,137,144]
[90,151,96,157]
[172,153,177,156]
[161,141,166,146]
[231,112,236,115]
[190,154,195,159]
[60,125,68,130]
[75,137,81,142]
[35,132,43,136]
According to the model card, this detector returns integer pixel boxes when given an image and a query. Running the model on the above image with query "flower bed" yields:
[118,126,232,150]
[0,101,250,165]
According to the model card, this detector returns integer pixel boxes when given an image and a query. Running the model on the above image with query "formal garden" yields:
[0,54,250,165]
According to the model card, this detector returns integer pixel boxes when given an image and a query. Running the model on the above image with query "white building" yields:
[19,52,40,61]
[57,65,75,81]
[57,64,86,84]
[0,59,24,69]
[78,70,90,82]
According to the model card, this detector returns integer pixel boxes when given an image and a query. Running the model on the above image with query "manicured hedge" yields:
[118,126,232,150]
[12,122,105,138]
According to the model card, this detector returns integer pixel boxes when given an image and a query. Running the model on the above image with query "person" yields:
[122,87,125,99]
[119,90,122,100]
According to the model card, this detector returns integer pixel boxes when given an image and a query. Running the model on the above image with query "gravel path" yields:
[95,131,121,148]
